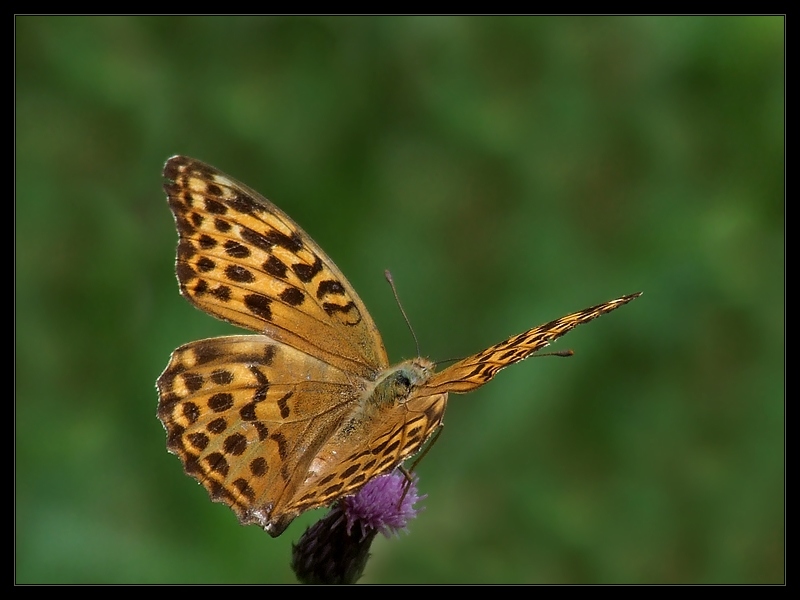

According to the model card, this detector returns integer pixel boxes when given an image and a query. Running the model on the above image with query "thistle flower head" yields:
[342,471,424,538]
[291,471,425,584]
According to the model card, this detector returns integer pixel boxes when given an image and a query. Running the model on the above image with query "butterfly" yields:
[156,155,641,537]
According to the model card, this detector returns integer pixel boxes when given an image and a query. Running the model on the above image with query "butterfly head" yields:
[368,357,434,410]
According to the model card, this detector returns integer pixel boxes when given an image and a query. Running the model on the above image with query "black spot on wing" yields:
[183,452,202,475]
[253,385,268,403]
[224,240,250,258]
[322,301,361,323]
[250,457,268,477]
[264,229,304,252]
[175,262,196,285]
[253,422,270,441]
[263,345,276,366]
[383,439,401,456]
[210,285,231,302]
[322,482,344,497]
[210,369,234,385]
[187,432,209,450]
[163,159,182,181]
[240,402,257,421]
[208,480,233,502]
[277,392,293,419]
[182,402,200,424]
[279,286,305,306]
[249,365,269,385]
[292,255,323,283]
[192,341,225,364]
[198,234,217,249]
[248,367,269,403]
[166,423,185,449]
[316,473,336,486]
[208,393,234,412]
[181,372,204,393]
[340,463,360,479]
[225,264,255,283]
[263,255,288,279]
[192,279,208,295]
[177,239,196,262]
[371,439,388,455]
[196,257,215,272]
[270,432,288,460]
[232,478,256,502]
[240,227,275,253]
[206,452,229,476]
[223,433,248,456]
[316,279,345,299]
[244,293,272,320]
[204,198,227,215]
[207,417,227,434]
[228,192,261,215]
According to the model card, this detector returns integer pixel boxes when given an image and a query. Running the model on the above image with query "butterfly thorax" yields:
[332,357,435,441]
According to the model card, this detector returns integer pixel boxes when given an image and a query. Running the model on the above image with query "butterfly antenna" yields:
[385,270,421,357]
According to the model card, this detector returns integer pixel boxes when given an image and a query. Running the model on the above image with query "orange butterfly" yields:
[157,156,641,537]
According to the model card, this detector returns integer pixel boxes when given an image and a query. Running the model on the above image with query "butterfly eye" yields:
[369,368,418,410]
[395,373,412,390]
[384,372,412,399]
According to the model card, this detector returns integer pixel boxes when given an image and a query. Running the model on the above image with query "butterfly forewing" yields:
[163,156,388,378]
[424,293,642,394]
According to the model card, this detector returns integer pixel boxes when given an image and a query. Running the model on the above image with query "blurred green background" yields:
[16,16,783,583]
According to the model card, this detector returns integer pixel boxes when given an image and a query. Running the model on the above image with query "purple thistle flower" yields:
[291,471,425,584]
[342,470,424,538]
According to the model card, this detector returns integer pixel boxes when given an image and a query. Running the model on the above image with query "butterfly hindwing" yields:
[156,335,366,533]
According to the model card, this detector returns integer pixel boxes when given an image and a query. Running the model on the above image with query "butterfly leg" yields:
[398,425,445,505]
[408,424,444,473]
